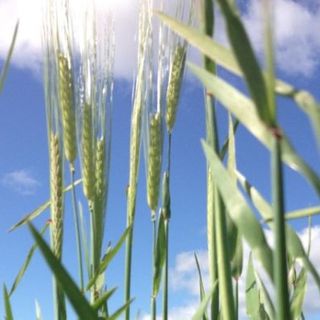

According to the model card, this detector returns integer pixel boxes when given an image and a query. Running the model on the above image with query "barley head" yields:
[166,45,186,133]
[127,93,143,223]
[82,102,95,200]
[57,53,77,164]
[50,133,64,259]
[147,112,162,212]
[95,137,106,199]
[161,171,171,220]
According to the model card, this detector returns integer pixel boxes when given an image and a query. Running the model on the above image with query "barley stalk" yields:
[82,102,95,200]
[166,44,186,133]
[49,133,63,260]
[147,112,162,212]
[57,53,77,165]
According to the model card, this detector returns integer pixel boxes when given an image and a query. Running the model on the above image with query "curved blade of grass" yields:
[276,81,320,149]
[227,113,243,280]
[285,206,320,221]
[291,269,307,319]
[157,14,320,147]
[92,287,117,311]
[0,21,19,93]
[263,205,320,222]
[156,13,240,75]
[9,179,82,232]
[236,170,320,294]
[28,223,99,320]
[246,253,260,317]
[202,141,274,280]
[87,226,131,290]
[192,281,218,320]
[191,65,320,196]
[216,0,271,124]
[3,285,14,320]
[194,253,208,320]
[153,212,166,296]
[9,224,49,296]
[194,253,206,301]
[231,230,243,280]
[255,271,275,319]
[108,299,134,320]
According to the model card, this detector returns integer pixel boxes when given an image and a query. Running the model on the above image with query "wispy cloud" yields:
[243,0,320,76]
[167,226,320,319]
[0,0,319,78]
[1,169,40,195]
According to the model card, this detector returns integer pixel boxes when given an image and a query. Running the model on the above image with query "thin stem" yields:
[199,2,220,318]
[167,133,172,173]
[215,191,235,320]
[151,214,157,320]
[235,279,239,319]
[162,218,169,320]
[70,165,84,292]
[272,133,291,320]
[124,221,134,320]
[162,132,172,320]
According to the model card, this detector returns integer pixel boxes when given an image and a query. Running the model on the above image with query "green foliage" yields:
[0,21,19,94]
[28,223,99,320]
[3,1,320,320]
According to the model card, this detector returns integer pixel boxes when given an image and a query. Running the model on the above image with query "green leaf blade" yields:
[28,223,99,320]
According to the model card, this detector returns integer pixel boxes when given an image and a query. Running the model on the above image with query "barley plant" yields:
[2,0,320,320]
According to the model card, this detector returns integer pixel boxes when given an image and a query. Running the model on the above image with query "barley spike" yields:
[95,137,106,199]
[166,45,186,133]
[58,53,77,164]
[50,133,64,259]
[147,112,162,211]
[82,102,95,200]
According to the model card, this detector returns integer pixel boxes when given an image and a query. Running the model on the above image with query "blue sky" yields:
[0,0,319,319]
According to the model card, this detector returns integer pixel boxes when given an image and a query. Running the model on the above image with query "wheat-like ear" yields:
[147,112,162,212]
[95,137,106,199]
[166,45,186,133]
[57,53,77,165]
[82,102,95,200]
[49,133,64,259]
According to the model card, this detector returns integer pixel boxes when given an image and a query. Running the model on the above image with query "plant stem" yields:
[162,133,172,320]
[70,166,84,292]
[199,1,220,318]
[272,132,291,320]
[235,279,239,319]
[163,218,169,320]
[151,214,157,320]
[215,191,235,320]
[124,220,134,320]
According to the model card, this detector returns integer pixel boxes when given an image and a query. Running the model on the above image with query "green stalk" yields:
[199,1,220,318]
[235,279,239,319]
[151,214,157,320]
[162,133,172,320]
[70,166,84,292]
[272,133,291,320]
[162,218,169,320]
[124,223,134,320]
[215,191,235,320]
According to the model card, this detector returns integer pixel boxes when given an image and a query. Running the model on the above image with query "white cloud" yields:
[243,0,320,76]
[0,0,319,78]
[1,169,40,195]
[168,226,320,318]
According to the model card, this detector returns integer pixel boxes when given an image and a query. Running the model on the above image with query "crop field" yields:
[0,0,319,319]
